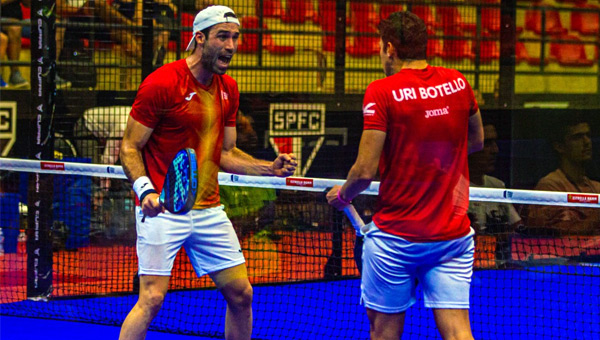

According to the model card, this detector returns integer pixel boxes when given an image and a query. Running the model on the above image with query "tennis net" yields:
[0,158,599,339]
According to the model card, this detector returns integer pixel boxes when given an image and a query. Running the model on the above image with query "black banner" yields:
[27,0,56,299]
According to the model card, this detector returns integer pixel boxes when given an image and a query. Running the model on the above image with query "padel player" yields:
[118,6,297,340]
[327,12,484,340]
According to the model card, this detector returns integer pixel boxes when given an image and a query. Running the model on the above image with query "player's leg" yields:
[420,230,475,340]
[119,275,170,340]
[433,308,474,340]
[361,222,418,339]
[185,206,251,340]
[120,208,189,340]
[211,264,253,340]
[366,308,405,340]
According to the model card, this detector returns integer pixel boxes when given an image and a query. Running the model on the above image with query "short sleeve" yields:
[463,76,480,116]
[362,82,388,132]
[130,78,168,129]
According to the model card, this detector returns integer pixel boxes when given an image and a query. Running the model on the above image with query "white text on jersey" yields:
[425,106,450,119]
[392,78,467,102]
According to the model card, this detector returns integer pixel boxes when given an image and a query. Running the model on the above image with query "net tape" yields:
[1,157,599,208]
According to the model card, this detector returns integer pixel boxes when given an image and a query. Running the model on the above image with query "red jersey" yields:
[363,66,478,242]
[130,59,238,209]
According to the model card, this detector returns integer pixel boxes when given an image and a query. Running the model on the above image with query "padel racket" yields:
[344,204,365,236]
[142,148,198,221]
[344,204,365,274]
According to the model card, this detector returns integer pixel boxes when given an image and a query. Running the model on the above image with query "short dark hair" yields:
[549,113,589,145]
[378,11,428,60]
[201,27,212,39]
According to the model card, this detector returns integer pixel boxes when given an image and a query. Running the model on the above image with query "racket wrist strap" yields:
[337,190,352,205]
[133,176,156,202]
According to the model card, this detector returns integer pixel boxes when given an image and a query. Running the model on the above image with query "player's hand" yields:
[272,153,298,177]
[141,192,165,218]
[326,185,346,210]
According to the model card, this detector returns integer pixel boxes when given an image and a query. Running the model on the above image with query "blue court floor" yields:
[1,266,599,339]
[0,315,214,340]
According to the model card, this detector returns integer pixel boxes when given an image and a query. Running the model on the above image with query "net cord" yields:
[1,157,599,208]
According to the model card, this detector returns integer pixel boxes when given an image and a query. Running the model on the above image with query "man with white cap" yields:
[118,5,297,340]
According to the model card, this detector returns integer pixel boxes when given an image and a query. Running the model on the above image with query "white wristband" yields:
[133,176,156,200]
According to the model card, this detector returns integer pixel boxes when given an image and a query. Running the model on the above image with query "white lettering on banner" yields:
[394,78,467,101]
[425,106,450,119]
[273,110,322,132]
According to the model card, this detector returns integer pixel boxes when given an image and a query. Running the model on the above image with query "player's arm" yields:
[327,129,385,210]
[120,116,163,216]
[468,109,484,154]
[220,126,297,177]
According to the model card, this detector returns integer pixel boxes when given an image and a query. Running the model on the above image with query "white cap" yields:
[186,5,241,51]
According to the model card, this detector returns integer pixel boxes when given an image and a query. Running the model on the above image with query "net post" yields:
[27,0,56,300]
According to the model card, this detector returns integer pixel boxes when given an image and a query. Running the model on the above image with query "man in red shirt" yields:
[119,6,297,340]
[327,11,483,340]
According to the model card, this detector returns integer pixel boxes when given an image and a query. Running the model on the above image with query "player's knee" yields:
[226,283,253,312]
[139,291,166,315]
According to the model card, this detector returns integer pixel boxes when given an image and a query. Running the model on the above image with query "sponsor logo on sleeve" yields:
[363,103,376,116]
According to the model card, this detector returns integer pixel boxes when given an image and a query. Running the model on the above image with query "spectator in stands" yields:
[55,0,143,63]
[1,0,29,88]
[468,121,522,266]
[527,114,600,235]
[0,32,8,88]
[469,122,522,232]
[111,0,176,68]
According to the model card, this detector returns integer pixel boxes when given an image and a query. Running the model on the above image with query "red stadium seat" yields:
[350,2,377,31]
[347,37,379,58]
[482,7,501,34]
[441,34,474,60]
[257,0,283,18]
[176,12,195,51]
[436,6,476,35]
[379,4,403,20]
[524,4,568,35]
[516,42,549,66]
[282,0,315,24]
[346,2,378,57]
[20,3,31,48]
[318,0,336,52]
[474,35,500,63]
[411,5,437,35]
[427,38,443,58]
[237,16,295,55]
[570,3,599,36]
[549,35,595,66]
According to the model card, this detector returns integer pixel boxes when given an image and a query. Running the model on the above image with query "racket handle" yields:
[343,204,365,236]
[141,197,161,223]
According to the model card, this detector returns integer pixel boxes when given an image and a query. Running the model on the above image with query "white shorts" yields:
[135,205,245,277]
[361,222,475,313]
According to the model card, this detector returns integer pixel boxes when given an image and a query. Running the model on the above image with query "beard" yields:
[201,45,227,75]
